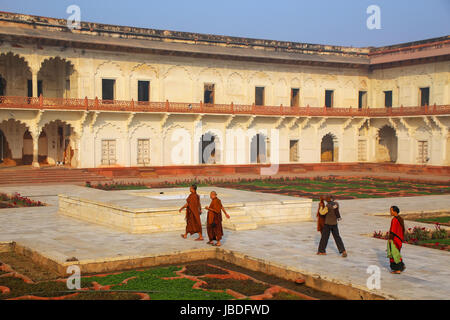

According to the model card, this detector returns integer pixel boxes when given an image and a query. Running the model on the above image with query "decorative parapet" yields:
[0,96,449,118]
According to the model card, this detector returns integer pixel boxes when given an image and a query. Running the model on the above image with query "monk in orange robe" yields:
[179,185,203,241]
[205,191,230,246]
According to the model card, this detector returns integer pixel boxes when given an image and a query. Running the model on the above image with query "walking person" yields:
[317,195,347,257]
[387,205,406,274]
[317,195,327,234]
[179,184,204,241]
[205,191,230,247]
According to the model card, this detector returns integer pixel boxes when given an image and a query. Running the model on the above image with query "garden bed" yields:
[85,176,450,201]
[373,223,450,252]
[0,253,342,300]
[0,193,44,209]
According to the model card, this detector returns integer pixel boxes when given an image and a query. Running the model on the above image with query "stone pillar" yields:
[32,71,38,98]
[31,131,40,168]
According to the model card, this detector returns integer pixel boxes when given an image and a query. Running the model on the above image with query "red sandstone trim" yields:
[0,96,448,117]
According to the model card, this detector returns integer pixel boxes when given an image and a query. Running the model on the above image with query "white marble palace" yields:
[0,12,449,169]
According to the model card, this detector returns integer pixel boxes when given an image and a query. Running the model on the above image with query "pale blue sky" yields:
[0,0,449,47]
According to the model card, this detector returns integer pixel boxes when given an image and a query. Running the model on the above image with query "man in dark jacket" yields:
[317,195,347,257]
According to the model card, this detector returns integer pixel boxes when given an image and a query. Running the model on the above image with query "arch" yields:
[39,120,78,167]
[196,68,224,103]
[0,119,29,165]
[199,131,222,164]
[250,133,269,164]
[95,61,124,77]
[162,66,193,102]
[22,129,33,165]
[0,52,32,96]
[129,123,159,166]
[94,121,125,138]
[162,124,191,165]
[38,57,78,98]
[321,133,338,162]
[0,129,12,164]
[226,72,245,103]
[377,125,398,163]
[130,63,158,101]
[95,61,125,100]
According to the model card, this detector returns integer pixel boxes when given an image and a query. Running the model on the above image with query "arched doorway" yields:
[377,126,398,163]
[199,132,217,164]
[0,129,12,163]
[250,134,268,164]
[321,133,338,162]
[0,75,6,96]
[40,120,77,166]
[22,130,33,165]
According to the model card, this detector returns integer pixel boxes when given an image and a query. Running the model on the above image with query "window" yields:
[102,79,115,100]
[384,91,392,108]
[325,90,334,108]
[137,139,150,165]
[358,140,367,162]
[37,80,43,97]
[27,80,32,98]
[420,87,429,106]
[204,83,215,104]
[255,87,265,106]
[138,81,150,102]
[289,140,299,162]
[101,139,116,165]
[27,79,43,97]
[358,91,367,109]
[417,141,428,164]
[65,79,71,98]
[0,76,6,96]
[291,88,300,107]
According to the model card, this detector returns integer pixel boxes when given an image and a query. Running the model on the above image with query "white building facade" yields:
[0,12,449,169]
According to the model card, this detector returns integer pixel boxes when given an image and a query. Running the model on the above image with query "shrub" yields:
[431,223,448,240]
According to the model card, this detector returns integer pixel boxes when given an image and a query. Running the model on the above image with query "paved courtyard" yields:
[0,184,449,300]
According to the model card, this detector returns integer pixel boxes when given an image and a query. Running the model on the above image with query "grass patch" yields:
[415,216,450,224]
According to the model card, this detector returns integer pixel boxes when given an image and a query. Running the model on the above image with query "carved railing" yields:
[0,96,449,117]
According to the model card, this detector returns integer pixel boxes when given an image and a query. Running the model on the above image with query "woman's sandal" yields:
[180,234,187,239]
[194,238,204,241]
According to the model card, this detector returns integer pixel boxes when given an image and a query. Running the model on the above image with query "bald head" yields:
[210,191,217,199]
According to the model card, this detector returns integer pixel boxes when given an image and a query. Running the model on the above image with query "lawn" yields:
[415,216,450,224]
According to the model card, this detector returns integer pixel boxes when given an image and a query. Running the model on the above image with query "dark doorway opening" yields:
[384,91,392,108]
[204,83,215,104]
[255,87,265,106]
[420,87,430,106]
[358,91,367,109]
[291,88,299,107]
[138,80,150,102]
[325,90,334,108]
[102,79,115,100]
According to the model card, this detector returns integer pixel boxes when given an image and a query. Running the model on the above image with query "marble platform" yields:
[58,187,312,233]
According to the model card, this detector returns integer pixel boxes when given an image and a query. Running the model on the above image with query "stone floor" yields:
[0,184,449,300]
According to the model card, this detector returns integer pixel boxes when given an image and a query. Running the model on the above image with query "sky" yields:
[0,0,449,47]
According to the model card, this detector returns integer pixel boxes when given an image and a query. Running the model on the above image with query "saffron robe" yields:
[207,198,224,241]
[185,193,202,235]
[317,204,327,232]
